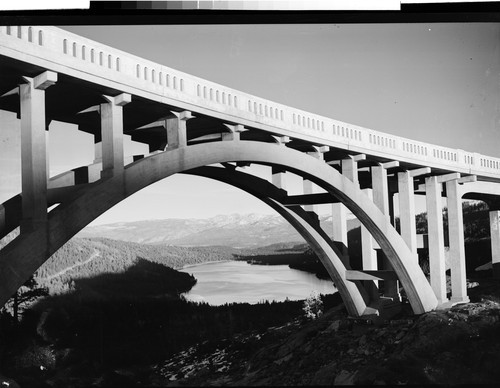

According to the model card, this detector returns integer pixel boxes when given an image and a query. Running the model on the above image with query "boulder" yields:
[334,369,358,385]
[311,361,338,385]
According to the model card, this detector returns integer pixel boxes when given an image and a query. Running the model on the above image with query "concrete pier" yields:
[425,175,448,305]
[490,210,500,278]
[446,178,469,304]
[100,93,131,179]
[19,71,57,232]
[397,168,430,256]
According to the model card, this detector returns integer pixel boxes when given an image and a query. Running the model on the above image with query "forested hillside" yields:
[0,201,494,296]
[32,237,242,295]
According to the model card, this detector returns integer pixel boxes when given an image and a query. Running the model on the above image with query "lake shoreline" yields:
[179,259,337,306]
[180,259,232,270]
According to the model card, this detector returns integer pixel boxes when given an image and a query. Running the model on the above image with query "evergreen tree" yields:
[1,276,48,323]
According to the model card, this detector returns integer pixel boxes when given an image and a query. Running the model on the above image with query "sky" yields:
[1,22,499,225]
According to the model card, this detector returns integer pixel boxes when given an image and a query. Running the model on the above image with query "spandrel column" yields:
[76,105,103,166]
[166,110,193,149]
[446,178,469,304]
[425,175,448,305]
[397,167,430,257]
[271,136,290,192]
[373,162,400,301]
[490,210,500,278]
[94,138,103,164]
[302,146,329,222]
[222,123,245,142]
[334,155,365,266]
[100,93,131,179]
[361,187,379,301]
[398,172,417,256]
[332,203,348,263]
[19,71,57,232]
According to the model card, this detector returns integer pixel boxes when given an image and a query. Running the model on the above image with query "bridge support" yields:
[361,188,379,301]
[166,110,192,148]
[19,71,57,232]
[272,137,289,192]
[272,166,287,191]
[332,154,365,266]
[425,173,462,306]
[222,123,245,141]
[100,93,131,179]
[489,210,500,278]
[342,155,362,184]
[303,147,328,218]
[425,175,448,305]
[372,162,401,302]
[94,139,103,164]
[372,164,395,217]
[446,178,469,304]
[0,139,438,314]
[332,203,348,264]
[398,168,430,256]
[303,178,317,214]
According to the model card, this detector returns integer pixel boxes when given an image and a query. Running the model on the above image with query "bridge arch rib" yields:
[184,166,371,317]
[0,141,438,314]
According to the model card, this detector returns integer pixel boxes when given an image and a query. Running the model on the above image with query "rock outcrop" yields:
[154,278,500,386]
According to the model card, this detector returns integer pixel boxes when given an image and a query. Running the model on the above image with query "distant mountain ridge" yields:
[78,214,360,248]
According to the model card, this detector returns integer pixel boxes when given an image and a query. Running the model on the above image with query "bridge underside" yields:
[0,137,438,316]
[1,61,500,318]
[0,53,469,178]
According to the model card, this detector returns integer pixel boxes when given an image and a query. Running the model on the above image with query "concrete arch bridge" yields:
[1,26,500,318]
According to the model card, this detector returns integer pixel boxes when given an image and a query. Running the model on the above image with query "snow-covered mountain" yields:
[77,213,360,248]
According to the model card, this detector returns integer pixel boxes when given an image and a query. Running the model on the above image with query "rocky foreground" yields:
[2,277,500,387]
[149,278,500,386]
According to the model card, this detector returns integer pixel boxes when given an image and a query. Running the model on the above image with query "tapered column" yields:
[45,128,50,179]
[446,179,469,303]
[272,167,287,191]
[398,171,418,255]
[388,190,396,226]
[332,203,348,263]
[302,179,316,213]
[361,188,379,300]
[398,168,430,256]
[372,163,401,301]
[19,71,57,232]
[272,136,290,192]
[341,155,364,185]
[361,189,377,269]
[425,176,448,304]
[490,210,500,278]
[166,110,193,149]
[223,124,245,142]
[331,154,365,264]
[372,165,390,217]
[94,140,103,163]
[303,146,328,214]
[100,93,131,179]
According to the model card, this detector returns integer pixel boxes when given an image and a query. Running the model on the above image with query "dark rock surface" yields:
[2,277,500,386]
[153,278,500,386]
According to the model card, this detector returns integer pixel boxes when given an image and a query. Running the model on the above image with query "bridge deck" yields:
[1,25,499,183]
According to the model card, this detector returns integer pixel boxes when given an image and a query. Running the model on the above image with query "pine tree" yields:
[2,276,48,323]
